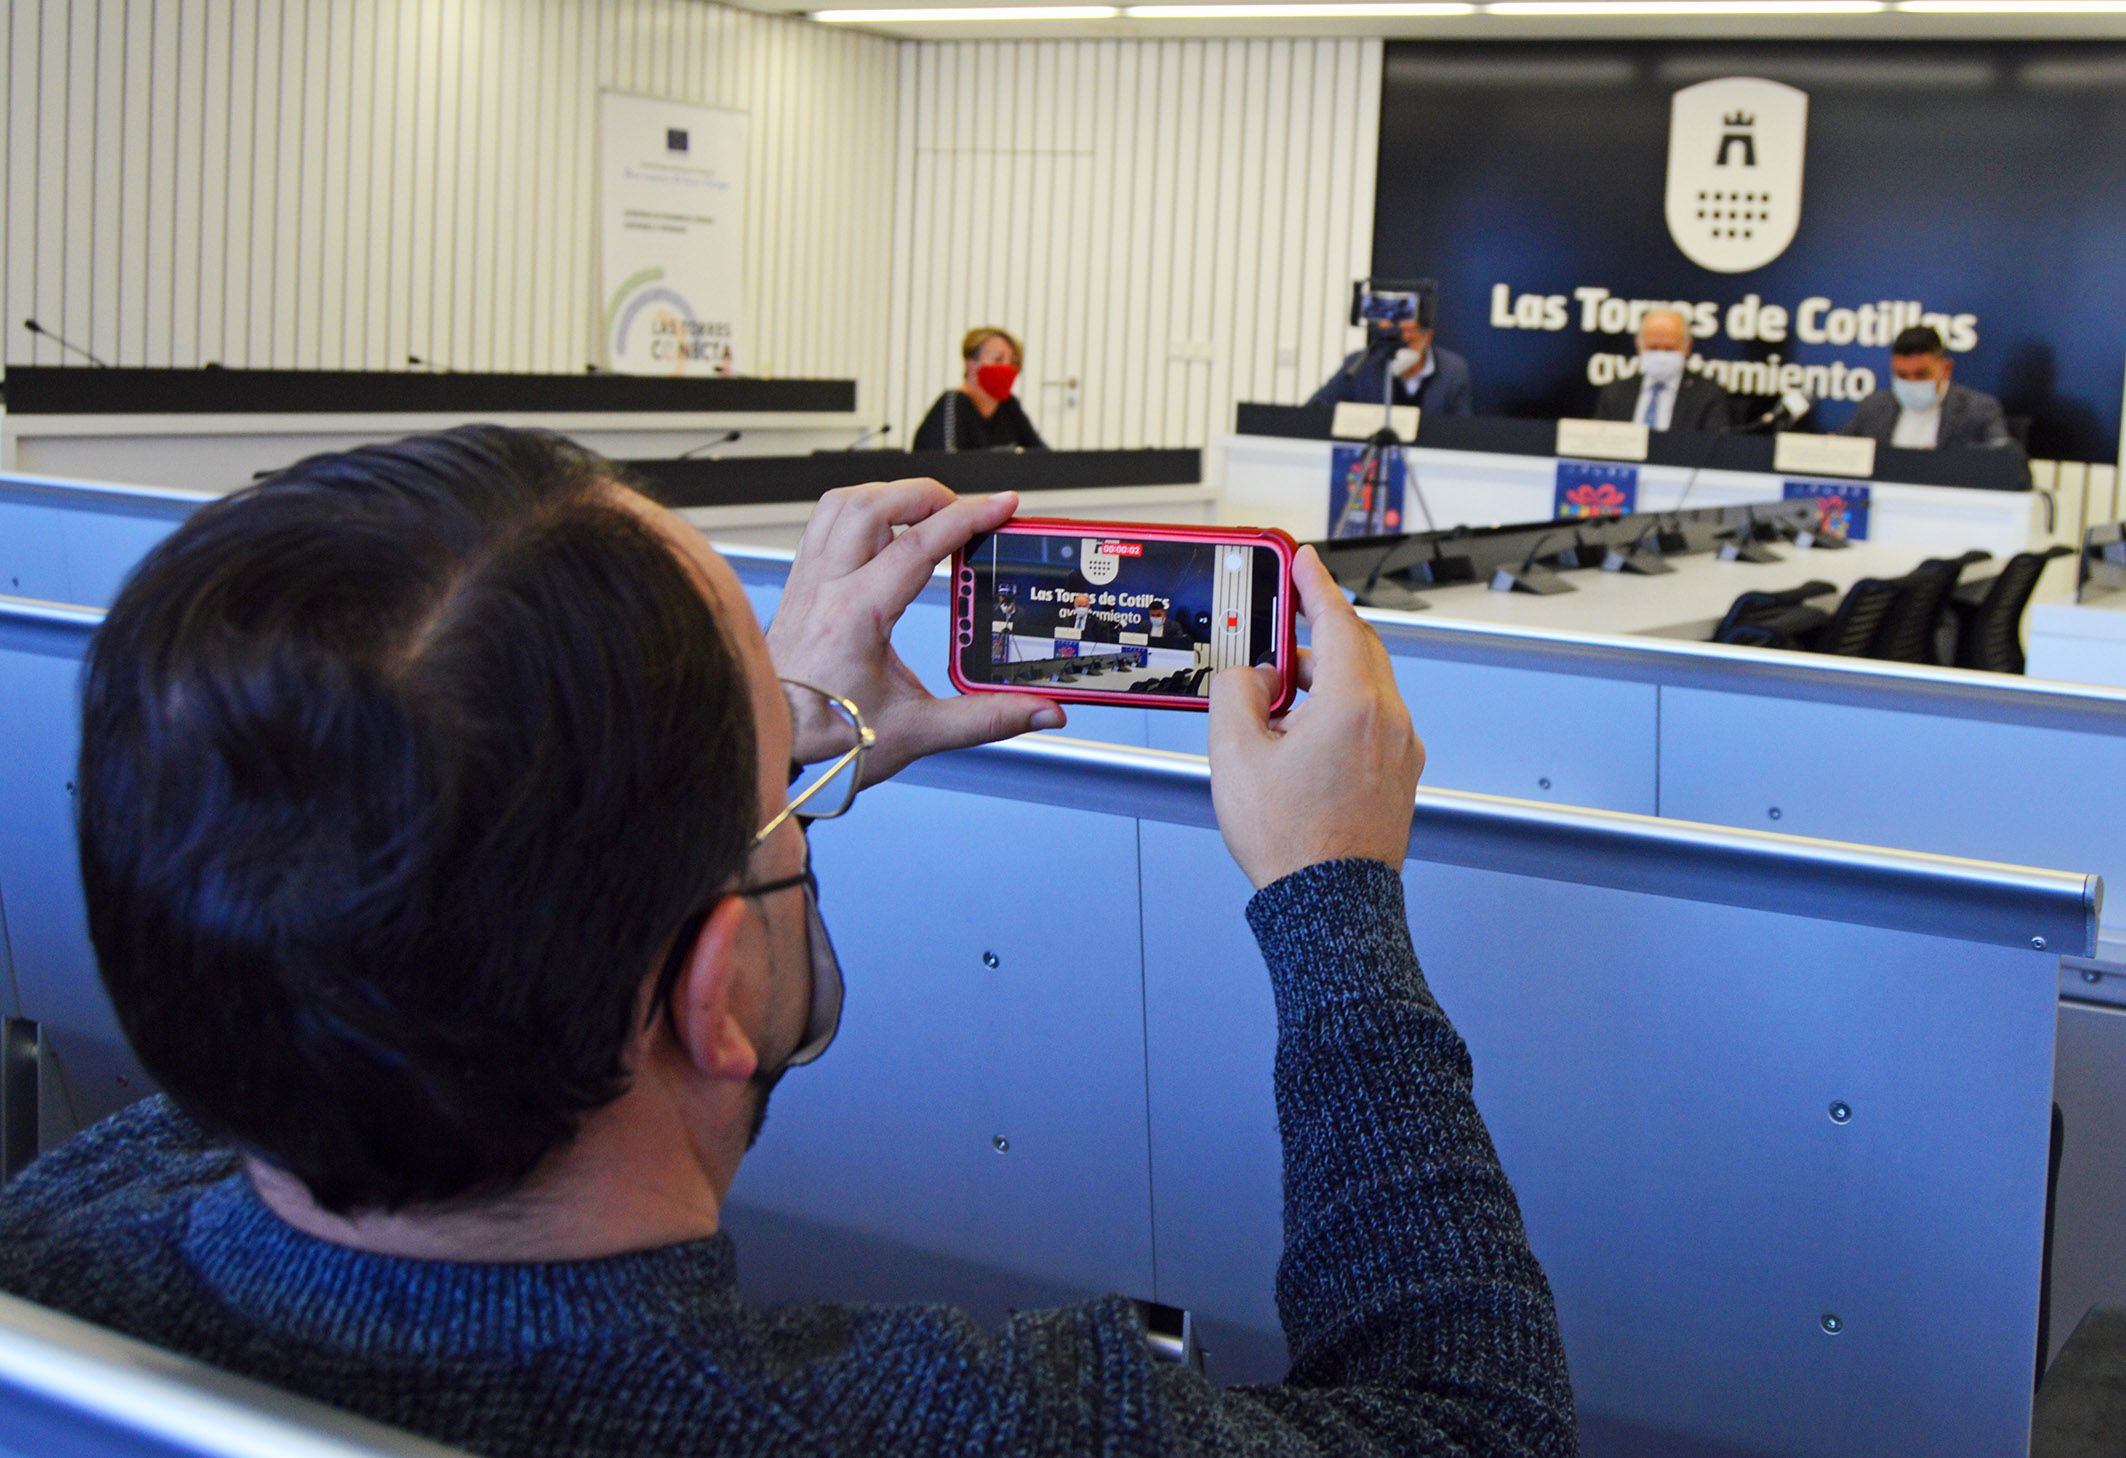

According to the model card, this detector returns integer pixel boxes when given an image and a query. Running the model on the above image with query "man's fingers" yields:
[899,690,1064,765]
[809,478,959,577]
[1288,544,1389,685]
[1208,664,1279,755]
[859,491,1020,608]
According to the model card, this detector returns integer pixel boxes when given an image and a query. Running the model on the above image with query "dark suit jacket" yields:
[1307,346,1474,416]
[1840,382,2011,450]
[1593,373,1732,433]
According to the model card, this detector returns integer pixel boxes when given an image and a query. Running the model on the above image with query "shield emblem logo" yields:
[1664,77,1807,274]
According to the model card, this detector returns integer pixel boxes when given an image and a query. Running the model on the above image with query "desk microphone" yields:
[1492,529,1578,595]
[844,423,893,451]
[22,319,110,367]
[1736,389,1813,435]
[676,430,742,460]
[1603,518,1675,576]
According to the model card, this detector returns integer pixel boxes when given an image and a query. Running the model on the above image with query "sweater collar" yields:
[181,1174,743,1355]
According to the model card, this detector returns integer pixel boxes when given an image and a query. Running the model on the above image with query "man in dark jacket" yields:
[0,427,1573,1457]
[1841,324,2013,451]
[1593,308,1731,433]
[1309,314,1476,416]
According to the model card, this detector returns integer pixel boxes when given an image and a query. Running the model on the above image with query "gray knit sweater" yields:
[0,858,1574,1455]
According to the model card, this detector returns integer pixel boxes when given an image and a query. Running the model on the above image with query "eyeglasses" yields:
[644,680,870,1029]
[754,679,875,848]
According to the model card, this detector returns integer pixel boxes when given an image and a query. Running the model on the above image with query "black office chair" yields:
[1867,550,1992,665]
[1710,581,1838,649]
[1798,577,1907,657]
[1951,545,2074,674]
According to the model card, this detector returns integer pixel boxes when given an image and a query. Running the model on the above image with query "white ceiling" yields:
[727,0,2126,43]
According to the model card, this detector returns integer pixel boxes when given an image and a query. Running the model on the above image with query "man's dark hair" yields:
[77,426,758,1213]
[1892,325,1946,357]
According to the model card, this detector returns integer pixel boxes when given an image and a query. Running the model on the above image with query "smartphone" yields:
[950,519,1299,712]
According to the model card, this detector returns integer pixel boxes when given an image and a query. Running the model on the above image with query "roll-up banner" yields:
[599,91,747,377]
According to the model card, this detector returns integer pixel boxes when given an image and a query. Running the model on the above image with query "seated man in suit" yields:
[1307,313,1474,417]
[1840,324,2012,450]
[1593,308,1731,433]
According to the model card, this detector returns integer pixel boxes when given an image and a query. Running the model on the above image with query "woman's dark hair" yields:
[77,426,757,1213]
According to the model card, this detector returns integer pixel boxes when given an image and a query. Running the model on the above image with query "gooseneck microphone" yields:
[676,430,742,460]
[22,319,110,367]
[844,423,893,451]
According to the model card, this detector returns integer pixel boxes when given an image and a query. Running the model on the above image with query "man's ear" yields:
[667,896,758,1084]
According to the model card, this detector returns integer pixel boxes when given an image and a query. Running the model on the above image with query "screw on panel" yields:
[1538,777,1552,791]
[992,1135,1010,1154]
[1820,1314,1843,1335]
[1768,807,1783,821]
[2031,937,2048,951]
[2083,969,2104,985]
[1828,1102,1852,1124]
[982,951,1000,969]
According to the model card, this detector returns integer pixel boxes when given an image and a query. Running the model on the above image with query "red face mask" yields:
[975,362,1019,400]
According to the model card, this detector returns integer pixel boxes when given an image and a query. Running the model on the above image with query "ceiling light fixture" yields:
[1487,1,1887,13]
[1895,0,2126,12]
[811,5,1121,21]
[1124,3,1476,16]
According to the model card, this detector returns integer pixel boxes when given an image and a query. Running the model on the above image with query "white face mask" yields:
[1638,349,1686,385]
[1892,376,1943,412]
[1391,346,1426,377]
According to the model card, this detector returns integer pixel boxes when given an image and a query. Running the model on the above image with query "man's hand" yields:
[767,480,1064,786]
[1208,545,1424,890]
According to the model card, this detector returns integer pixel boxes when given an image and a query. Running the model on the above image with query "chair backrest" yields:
[1808,577,1905,656]
[1958,546,2074,674]
[0,1290,467,1458]
[1868,551,1988,664]
[1710,581,1834,644]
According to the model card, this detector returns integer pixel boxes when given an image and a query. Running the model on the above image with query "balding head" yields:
[1638,309,1691,356]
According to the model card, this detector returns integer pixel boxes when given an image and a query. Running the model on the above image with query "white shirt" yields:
[1635,377,1679,431]
[1395,353,1437,399]
[1891,404,1943,450]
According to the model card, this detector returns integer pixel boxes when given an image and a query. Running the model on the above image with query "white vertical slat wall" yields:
[0,0,900,400]
[886,37,1383,450]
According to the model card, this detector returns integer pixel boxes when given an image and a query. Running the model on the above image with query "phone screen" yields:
[958,530,1283,701]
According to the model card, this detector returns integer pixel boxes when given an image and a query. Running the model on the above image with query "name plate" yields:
[1555,418,1649,462]
[1774,432,1876,479]
[1330,401,1420,442]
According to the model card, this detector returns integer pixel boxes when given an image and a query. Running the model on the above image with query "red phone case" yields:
[950,518,1299,714]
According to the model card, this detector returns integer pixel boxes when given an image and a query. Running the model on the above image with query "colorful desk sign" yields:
[1783,480,1872,541]
[1555,417,1650,462]
[1774,431,1876,479]
[1327,445,1409,539]
[1555,460,1640,519]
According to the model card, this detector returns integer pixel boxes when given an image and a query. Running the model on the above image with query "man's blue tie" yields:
[1642,381,1666,427]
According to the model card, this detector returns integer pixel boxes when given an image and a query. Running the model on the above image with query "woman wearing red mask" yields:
[912,326,1049,452]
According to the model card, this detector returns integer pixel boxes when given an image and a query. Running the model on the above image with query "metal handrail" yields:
[905,734,2097,956]
[0,1290,467,1458]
